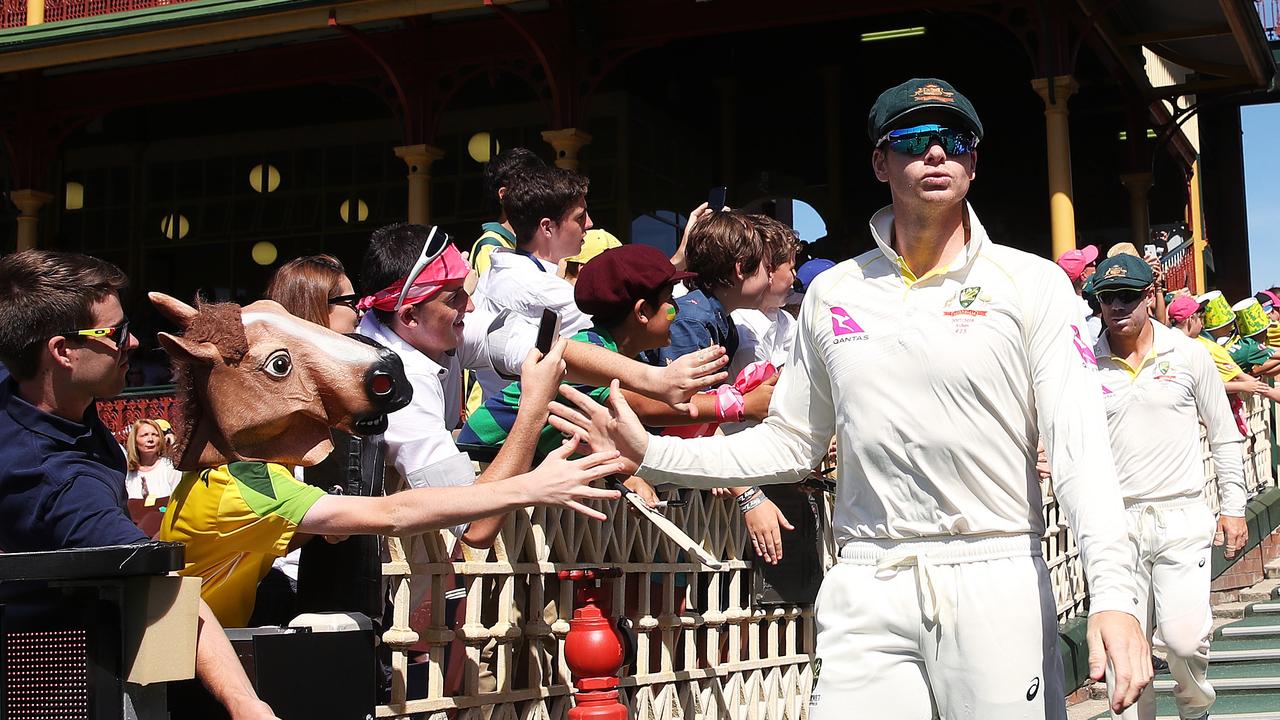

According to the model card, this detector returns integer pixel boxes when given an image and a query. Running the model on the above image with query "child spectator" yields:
[727,215,800,382]
[459,244,698,467]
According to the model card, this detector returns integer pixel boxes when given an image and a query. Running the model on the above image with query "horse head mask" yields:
[150,292,412,470]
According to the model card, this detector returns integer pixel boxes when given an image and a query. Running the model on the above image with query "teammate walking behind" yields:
[1093,254,1247,720]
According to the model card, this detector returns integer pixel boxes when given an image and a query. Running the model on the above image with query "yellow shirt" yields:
[1196,336,1244,382]
[160,462,324,627]
[1268,324,1280,349]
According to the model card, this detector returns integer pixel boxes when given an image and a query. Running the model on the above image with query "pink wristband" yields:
[714,385,746,424]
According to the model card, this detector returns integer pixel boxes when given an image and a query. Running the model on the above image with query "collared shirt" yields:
[1224,334,1273,372]
[644,289,738,367]
[639,202,1138,615]
[459,326,616,460]
[469,221,517,276]
[1095,320,1246,515]
[358,310,534,497]
[0,375,147,553]
[1195,335,1244,382]
[472,247,593,401]
[721,308,795,435]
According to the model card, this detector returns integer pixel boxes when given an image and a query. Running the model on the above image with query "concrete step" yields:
[1217,615,1280,639]
[1242,578,1280,603]
[1216,600,1252,619]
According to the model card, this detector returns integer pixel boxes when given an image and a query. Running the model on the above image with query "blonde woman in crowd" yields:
[124,418,181,536]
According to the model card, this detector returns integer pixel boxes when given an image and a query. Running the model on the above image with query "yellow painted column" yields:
[393,144,445,225]
[1189,158,1207,293]
[25,0,43,25]
[1118,171,1153,250]
[10,189,52,251]
[541,128,592,171]
[1031,76,1079,259]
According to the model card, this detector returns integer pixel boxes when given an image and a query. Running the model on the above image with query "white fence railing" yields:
[377,396,1276,716]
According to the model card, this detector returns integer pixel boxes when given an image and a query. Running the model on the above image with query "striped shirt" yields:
[458,327,616,460]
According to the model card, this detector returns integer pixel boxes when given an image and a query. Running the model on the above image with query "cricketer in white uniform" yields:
[1092,253,1247,720]
[556,78,1150,719]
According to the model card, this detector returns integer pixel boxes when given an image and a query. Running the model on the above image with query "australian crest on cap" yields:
[1104,264,1128,279]
[914,83,955,103]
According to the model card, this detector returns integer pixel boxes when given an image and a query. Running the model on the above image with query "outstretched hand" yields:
[548,381,649,475]
[659,346,729,415]
[522,433,622,520]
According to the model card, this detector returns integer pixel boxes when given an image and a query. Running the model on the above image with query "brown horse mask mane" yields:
[150,292,410,471]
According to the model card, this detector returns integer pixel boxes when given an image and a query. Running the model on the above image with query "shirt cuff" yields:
[1088,588,1143,619]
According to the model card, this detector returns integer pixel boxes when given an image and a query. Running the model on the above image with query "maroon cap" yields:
[575,245,696,321]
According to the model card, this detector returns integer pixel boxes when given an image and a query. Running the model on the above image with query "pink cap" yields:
[1167,295,1201,324]
[1259,290,1280,309]
[1055,245,1100,281]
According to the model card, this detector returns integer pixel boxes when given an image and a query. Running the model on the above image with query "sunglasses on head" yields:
[395,225,452,311]
[1096,289,1147,305]
[878,124,979,157]
[64,316,131,354]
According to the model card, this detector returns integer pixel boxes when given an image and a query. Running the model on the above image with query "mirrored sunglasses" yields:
[878,124,979,157]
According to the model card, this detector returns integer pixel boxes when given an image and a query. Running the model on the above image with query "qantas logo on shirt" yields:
[830,307,865,336]
[830,307,870,344]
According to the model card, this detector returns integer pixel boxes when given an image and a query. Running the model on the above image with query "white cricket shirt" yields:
[639,203,1139,615]
[1094,320,1246,515]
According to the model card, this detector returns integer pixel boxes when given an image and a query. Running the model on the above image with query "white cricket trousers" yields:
[1107,498,1216,720]
[810,534,1065,720]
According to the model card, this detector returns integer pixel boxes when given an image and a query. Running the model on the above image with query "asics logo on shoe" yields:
[1026,676,1040,701]
[830,307,865,337]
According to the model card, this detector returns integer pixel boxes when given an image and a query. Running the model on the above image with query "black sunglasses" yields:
[328,293,361,312]
[1096,289,1147,305]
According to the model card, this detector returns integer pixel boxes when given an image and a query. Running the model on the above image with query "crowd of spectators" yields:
[5,132,1264,717]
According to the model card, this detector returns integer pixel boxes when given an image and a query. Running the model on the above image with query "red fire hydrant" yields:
[559,568,627,720]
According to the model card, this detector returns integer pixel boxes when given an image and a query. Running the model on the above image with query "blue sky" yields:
[1245,103,1280,290]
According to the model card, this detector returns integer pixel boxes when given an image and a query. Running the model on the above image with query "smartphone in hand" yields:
[536,308,561,354]
[708,186,728,211]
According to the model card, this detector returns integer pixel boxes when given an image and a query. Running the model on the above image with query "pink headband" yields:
[357,244,470,312]
[1260,290,1280,309]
